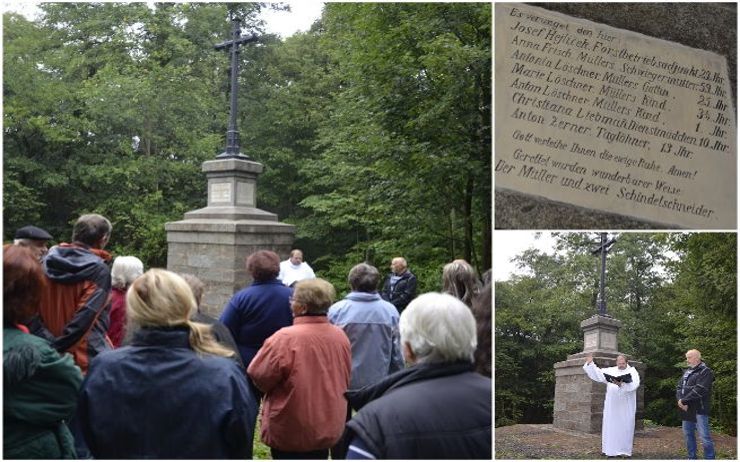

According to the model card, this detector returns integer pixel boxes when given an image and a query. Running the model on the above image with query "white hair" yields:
[400,292,477,364]
[111,256,144,289]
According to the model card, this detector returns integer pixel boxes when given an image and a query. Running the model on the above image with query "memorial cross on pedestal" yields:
[214,16,259,159]
[590,232,617,317]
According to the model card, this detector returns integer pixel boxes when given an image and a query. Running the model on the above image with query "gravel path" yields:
[495,424,737,459]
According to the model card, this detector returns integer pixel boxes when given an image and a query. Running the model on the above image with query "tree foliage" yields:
[3,2,491,292]
[495,233,736,435]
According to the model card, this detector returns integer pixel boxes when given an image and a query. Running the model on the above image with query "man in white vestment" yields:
[278,249,316,287]
[583,354,641,458]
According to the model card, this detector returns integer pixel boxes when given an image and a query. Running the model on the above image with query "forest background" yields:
[3,2,492,295]
[496,232,737,436]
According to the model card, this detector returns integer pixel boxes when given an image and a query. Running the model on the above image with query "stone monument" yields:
[495,3,736,229]
[553,233,646,433]
[166,16,294,316]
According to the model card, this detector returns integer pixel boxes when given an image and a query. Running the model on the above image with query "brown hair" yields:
[442,259,480,307]
[246,250,280,282]
[3,244,47,326]
[348,263,381,293]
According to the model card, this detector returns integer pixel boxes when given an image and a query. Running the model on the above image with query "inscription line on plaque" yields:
[495,4,736,229]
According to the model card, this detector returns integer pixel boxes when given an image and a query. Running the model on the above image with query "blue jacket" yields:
[328,292,404,390]
[76,327,258,459]
[219,279,293,368]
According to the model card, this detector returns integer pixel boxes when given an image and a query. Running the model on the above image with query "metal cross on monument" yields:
[590,232,617,316]
[214,16,259,159]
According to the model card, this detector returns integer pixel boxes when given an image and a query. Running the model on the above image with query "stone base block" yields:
[554,351,645,434]
[165,218,295,316]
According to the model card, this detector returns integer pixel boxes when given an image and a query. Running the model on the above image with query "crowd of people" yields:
[4,214,492,459]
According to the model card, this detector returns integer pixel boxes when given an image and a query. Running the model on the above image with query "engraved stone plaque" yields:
[210,182,232,203]
[584,332,598,350]
[601,332,617,350]
[236,181,255,207]
[496,3,736,229]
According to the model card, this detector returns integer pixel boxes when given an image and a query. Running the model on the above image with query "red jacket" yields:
[248,316,351,452]
[37,243,113,373]
[107,288,127,348]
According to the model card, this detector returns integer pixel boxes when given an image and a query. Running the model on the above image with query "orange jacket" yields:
[248,316,351,452]
[38,243,112,373]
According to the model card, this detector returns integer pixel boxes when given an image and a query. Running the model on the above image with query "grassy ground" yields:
[253,409,271,459]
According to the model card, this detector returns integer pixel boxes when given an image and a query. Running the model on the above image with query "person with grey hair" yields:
[380,256,417,313]
[329,263,404,391]
[108,256,144,347]
[34,213,113,373]
[343,292,492,459]
[13,225,53,260]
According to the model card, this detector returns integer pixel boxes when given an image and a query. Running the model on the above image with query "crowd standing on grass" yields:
[3,229,493,459]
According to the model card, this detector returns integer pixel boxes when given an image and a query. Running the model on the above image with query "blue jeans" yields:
[683,414,715,459]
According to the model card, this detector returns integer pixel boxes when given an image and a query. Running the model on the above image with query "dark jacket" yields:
[219,279,293,368]
[344,361,492,459]
[35,243,113,373]
[677,361,713,421]
[3,326,83,459]
[192,311,244,369]
[76,326,258,459]
[380,270,417,313]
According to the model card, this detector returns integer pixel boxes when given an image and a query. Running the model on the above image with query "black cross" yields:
[214,17,259,159]
[590,232,617,316]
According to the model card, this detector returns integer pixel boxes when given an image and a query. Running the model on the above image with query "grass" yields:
[253,408,271,459]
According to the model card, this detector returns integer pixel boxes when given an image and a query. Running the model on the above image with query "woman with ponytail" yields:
[75,269,258,459]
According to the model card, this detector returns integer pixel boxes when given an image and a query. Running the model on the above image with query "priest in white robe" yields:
[583,354,641,457]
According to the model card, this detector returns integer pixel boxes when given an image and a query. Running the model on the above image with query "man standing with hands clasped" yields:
[677,349,715,460]
[583,354,641,458]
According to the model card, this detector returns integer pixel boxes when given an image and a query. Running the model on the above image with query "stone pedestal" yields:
[166,158,294,316]
[553,315,645,434]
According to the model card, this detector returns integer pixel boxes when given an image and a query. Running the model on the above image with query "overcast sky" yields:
[493,231,557,282]
[2,1,325,38]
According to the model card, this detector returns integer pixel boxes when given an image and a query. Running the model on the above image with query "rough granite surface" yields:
[496,3,737,230]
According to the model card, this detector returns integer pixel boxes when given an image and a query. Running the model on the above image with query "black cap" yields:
[15,225,53,241]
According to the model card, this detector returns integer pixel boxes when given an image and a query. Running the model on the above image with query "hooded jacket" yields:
[36,243,113,373]
[3,326,83,459]
[344,361,492,459]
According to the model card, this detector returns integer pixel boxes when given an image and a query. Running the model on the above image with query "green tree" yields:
[495,233,736,436]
